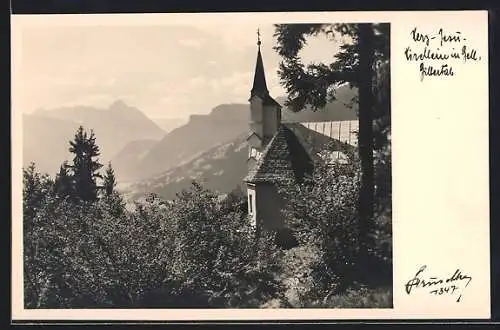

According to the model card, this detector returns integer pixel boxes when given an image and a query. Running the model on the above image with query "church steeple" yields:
[247,28,281,168]
[250,29,269,98]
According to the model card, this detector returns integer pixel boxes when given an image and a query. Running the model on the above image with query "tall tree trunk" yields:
[357,23,375,268]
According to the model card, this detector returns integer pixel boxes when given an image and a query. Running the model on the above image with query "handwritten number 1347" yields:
[429,285,458,296]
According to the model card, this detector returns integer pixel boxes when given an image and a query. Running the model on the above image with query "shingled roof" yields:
[244,123,355,185]
[244,124,314,184]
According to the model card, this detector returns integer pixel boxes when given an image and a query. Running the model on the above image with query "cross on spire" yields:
[251,28,268,98]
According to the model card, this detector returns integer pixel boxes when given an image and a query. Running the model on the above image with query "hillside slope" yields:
[114,84,358,181]
[120,103,250,181]
[23,100,165,174]
[124,133,249,200]
[124,123,353,201]
[280,84,358,123]
[151,117,187,134]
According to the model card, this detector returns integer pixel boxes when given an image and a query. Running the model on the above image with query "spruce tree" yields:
[102,162,117,197]
[54,161,73,199]
[68,126,103,202]
[23,162,45,219]
[273,23,390,266]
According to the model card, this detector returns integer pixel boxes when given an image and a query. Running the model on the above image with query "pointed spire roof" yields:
[250,29,269,99]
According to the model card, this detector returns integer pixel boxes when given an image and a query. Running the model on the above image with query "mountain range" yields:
[113,84,358,182]
[112,103,251,181]
[118,85,358,200]
[151,117,188,134]
[23,100,166,175]
[121,122,349,201]
[23,84,358,199]
[122,133,249,200]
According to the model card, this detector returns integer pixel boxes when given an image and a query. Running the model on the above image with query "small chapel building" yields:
[243,35,350,234]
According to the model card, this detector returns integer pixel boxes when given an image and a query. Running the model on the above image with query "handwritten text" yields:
[405,27,482,81]
[405,265,472,302]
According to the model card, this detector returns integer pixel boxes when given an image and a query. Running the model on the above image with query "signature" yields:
[405,265,472,302]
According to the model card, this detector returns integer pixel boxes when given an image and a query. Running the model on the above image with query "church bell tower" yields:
[247,29,282,170]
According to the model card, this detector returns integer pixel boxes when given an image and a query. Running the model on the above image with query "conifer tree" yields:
[68,126,103,202]
[100,161,126,218]
[102,162,117,197]
[23,162,47,219]
[273,23,390,266]
[54,161,73,199]
[23,162,41,207]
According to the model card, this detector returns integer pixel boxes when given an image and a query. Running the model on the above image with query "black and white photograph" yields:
[19,19,392,309]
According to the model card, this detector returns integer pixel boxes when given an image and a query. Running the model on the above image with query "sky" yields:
[17,22,341,120]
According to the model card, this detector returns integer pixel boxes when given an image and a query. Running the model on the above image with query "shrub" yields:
[24,171,285,308]
[165,182,285,308]
[25,198,117,307]
[280,144,392,304]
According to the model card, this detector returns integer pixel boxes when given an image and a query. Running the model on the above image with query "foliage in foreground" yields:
[23,122,392,309]
[304,286,393,308]
[23,165,284,308]
[280,145,392,307]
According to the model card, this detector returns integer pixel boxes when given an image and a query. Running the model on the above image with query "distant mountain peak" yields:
[109,99,129,110]
[24,99,166,176]
[108,100,147,119]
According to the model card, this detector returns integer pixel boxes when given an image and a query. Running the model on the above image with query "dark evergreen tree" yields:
[273,23,390,264]
[23,162,53,220]
[100,162,126,218]
[54,161,73,199]
[23,163,56,308]
[23,162,42,220]
[68,126,103,202]
[102,162,117,197]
